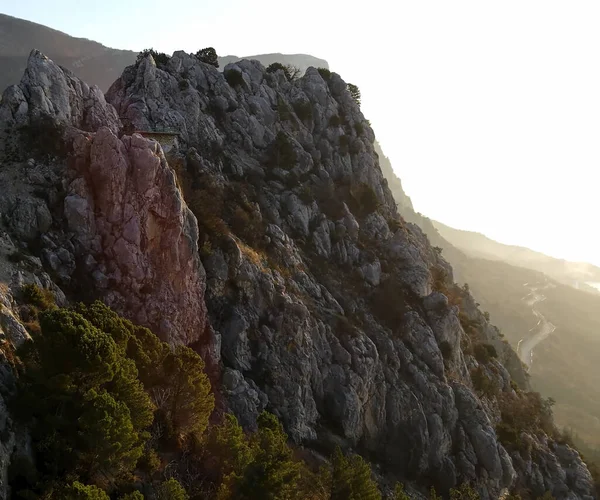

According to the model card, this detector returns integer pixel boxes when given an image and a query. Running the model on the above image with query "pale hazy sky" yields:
[4,1,600,265]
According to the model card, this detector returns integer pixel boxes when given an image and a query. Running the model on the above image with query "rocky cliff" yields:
[0,49,594,499]
[218,53,329,74]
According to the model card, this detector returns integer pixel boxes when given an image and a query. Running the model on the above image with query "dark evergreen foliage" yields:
[195,47,219,67]
[347,83,361,106]
[137,48,170,66]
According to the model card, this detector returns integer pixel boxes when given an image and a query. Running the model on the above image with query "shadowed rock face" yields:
[0,50,595,499]
[104,53,594,498]
[0,50,215,360]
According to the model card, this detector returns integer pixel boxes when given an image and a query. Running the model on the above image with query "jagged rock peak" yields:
[0,49,595,499]
[0,49,120,134]
[0,50,216,361]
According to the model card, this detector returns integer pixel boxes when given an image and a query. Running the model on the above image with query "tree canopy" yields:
[347,83,361,106]
[196,47,219,67]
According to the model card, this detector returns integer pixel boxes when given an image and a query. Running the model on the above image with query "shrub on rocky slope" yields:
[0,49,595,499]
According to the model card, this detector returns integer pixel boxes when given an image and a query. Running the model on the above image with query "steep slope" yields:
[0,13,137,93]
[106,52,592,498]
[378,148,600,474]
[0,50,594,498]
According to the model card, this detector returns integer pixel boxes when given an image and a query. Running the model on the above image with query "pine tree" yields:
[231,412,303,499]
[162,345,214,438]
[156,478,189,500]
[120,492,144,500]
[449,483,480,500]
[62,481,110,499]
[77,389,144,476]
[329,447,381,500]
[195,47,219,67]
[347,83,361,106]
[393,482,410,500]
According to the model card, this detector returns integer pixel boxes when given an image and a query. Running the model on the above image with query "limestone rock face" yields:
[65,127,211,349]
[105,52,594,499]
[0,50,120,134]
[0,284,33,500]
[0,50,594,499]
[0,51,214,356]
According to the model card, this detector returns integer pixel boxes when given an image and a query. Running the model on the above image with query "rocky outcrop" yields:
[0,51,214,355]
[65,127,212,348]
[0,50,120,135]
[0,50,594,499]
[218,53,329,75]
[104,52,594,498]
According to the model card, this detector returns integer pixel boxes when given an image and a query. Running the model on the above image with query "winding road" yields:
[517,282,557,368]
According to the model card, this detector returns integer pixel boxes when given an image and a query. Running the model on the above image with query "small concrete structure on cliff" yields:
[135,129,180,153]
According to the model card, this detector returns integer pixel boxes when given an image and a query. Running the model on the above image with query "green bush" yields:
[317,67,331,80]
[293,101,314,121]
[471,366,497,397]
[215,412,311,499]
[178,79,190,90]
[266,62,287,74]
[157,478,189,500]
[267,132,297,170]
[484,343,498,358]
[329,115,342,127]
[62,481,110,499]
[349,183,380,216]
[195,47,219,67]
[393,483,410,500]
[496,421,521,449]
[225,69,245,87]
[298,184,314,204]
[120,492,144,500]
[12,302,214,495]
[230,205,266,248]
[277,97,293,121]
[347,83,361,106]
[449,483,480,499]
[339,134,350,153]
[328,447,381,500]
[266,62,300,81]
[137,48,170,66]
[137,448,161,474]
[473,343,498,364]
[160,345,214,437]
[21,283,55,310]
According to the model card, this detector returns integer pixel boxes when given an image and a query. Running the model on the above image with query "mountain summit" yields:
[0,49,595,499]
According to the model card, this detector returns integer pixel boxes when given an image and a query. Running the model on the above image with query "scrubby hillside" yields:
[0,49,594,499]
[0,13,137,92]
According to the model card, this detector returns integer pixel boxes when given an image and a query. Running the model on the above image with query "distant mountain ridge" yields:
[379,155,600,463]
[219,53,329,74]
[0,14,330,94]
[0,13,137,93]
[433,220,600,291]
